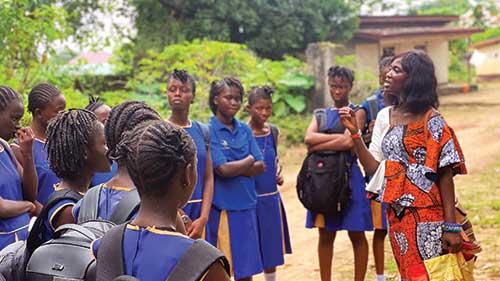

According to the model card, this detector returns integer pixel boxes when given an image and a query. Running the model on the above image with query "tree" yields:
[0,0,70,92]
[132,0,359,59]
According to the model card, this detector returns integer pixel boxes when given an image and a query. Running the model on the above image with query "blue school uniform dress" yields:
[254,131,292,269]
[92,224,195,280]
[305,107,373,232]
[182,121,208,220]
[40,186,81,242]
[0,142,30,250]
[31,139,60,205]
[90,161,118,187]
[361,89,388,230]
[72,184,136,221]
[205,116,264,280]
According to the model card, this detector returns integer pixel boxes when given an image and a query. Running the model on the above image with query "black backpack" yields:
[24,186,140,281]
[96,224,230,281]
[296,108,352,216]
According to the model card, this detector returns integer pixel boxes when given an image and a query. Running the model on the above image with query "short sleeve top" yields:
[381,109,467,209]
[209,116,263,210]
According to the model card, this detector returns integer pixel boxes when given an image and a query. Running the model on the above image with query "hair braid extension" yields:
[0,86,22,111]
[46,109,99,180]
[248,86,274,106]
[28,83,62,113]
[104,101,161,164]
[208,76,244,114]
[327,66,355,86]
[167,69,196,96]
[123,120,196,195]
[85,95,105,113]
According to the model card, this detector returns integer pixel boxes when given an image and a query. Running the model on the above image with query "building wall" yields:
[475,44,500,76]
[378,38,449,84]
[355,43,379,76]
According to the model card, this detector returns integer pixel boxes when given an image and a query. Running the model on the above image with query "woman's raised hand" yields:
[339,107,358,134]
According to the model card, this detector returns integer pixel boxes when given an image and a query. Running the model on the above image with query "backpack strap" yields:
[26,189,83,255]
[269,124,279,152]
[194,121,210,150]
[96,224,127,281]
[366,95,379,122]
[314,109,327,133]
[77,184,103,223]
[108,189,140,224]
[166,239,230,281]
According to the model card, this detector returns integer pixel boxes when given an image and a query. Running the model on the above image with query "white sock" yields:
[264,272,276,281]
[376,274,385,281]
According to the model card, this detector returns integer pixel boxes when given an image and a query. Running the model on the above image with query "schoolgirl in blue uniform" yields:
[0,86,38,250]
[356,56,392,281]
[37,109,110,242]
[92,120,230,281]
[304,66,372,281]
[246,86,292,281]
[166,69,214,239]
[85,95,118,187]
[11,83,66,206]
[73,101,162,221]
[205,77,265,281]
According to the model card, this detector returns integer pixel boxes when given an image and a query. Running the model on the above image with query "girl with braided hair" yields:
[85,95,117,186]
[166,69,214,239]
[11,83,66,206]
[304,66,372,281]
[93,120,230,281]
[205,77,265,281]
[246,86,292,281]
[73,101,162,222]
[36,109,110,242]
[85,95,111,124]
[0,86,38,250]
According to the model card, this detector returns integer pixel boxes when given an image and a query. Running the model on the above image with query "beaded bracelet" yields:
[442,222,462,233]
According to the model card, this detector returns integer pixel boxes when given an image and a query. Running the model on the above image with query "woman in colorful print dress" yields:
[339,50,466,280]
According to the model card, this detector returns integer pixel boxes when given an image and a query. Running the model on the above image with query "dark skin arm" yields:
[51,205,75,230]
[339,107,380,175]
[0,199,35,218]
[202,261,231,281]
[241,160,265,177]
[304,116,353,149]
[304,115,353,152]
[12,128,38,202]
[215,155,255,178]
[438,166,462,253]
[187,147,214,239]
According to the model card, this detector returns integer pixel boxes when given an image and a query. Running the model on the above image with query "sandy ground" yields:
[252,88,500,281]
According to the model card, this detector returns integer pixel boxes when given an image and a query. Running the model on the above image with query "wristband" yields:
[350,129,362,140]
[442,222,462,233]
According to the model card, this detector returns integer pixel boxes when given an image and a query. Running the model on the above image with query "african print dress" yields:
[380,109,467,280]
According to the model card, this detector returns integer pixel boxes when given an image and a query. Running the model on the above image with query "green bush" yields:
[125,40,314,122]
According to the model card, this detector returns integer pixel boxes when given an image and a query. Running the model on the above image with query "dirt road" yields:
[254,89,500,281]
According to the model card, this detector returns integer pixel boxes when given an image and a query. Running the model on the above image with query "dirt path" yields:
[253,89,500,281]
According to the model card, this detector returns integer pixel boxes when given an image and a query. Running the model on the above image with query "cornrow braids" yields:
[248,86,274,106]
[46,109,99,180]
[327,66,355,86]
[208,77,244,114]
[85,95,105,113]
[105,101,161,164]
[167,69,196,96]
[0,86,22,111]
[28,83,62,113]
[123,120,196,195]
